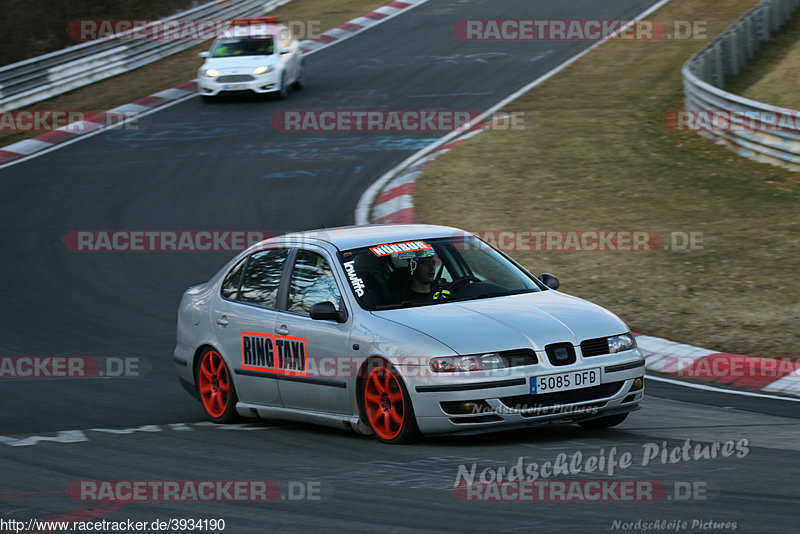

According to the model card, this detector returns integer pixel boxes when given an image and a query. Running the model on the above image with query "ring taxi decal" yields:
[370,240,432,257]
[242,332,308,377]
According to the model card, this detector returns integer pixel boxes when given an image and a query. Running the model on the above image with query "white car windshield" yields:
[211,38,275,57]
[338,235,541,310]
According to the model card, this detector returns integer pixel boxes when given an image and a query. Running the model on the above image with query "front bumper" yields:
[198,72,280,96]
[403,351,645,435]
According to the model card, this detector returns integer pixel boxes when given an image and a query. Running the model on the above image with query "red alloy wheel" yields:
[363,366,407,441]
[198,350,230,418]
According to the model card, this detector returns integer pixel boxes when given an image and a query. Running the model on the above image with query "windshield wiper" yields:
[444,289,533,303]
[371,300,432,310]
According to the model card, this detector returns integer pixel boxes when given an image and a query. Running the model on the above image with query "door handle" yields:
[216,315,229,327]
[276,324,290,335]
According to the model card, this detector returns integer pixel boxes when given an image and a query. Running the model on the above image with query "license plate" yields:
[530,368,600,394]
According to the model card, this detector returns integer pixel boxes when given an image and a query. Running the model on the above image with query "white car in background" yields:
[197,17,304,100]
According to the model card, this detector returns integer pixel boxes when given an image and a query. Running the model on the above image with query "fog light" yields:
[440,400,492,415]
[631,377,644,391]
[463,402,479,414]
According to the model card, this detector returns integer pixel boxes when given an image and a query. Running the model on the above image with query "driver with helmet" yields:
[397,249,449,303]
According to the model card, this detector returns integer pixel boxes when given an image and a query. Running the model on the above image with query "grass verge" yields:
[414,0,799,357]
[725,7,800,110]
[0,0,386,147]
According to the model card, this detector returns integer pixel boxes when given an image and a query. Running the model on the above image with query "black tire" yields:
[196,347,241,423]
[361,359,420,444]
[201,95,215,103]
[276,72,288,100]
[578,413,628,429]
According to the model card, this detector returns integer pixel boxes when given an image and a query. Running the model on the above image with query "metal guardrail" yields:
[0,0,288,111]
[682,0,800,171]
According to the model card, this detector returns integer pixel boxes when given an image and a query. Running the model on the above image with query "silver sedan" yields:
[173,224,645,443]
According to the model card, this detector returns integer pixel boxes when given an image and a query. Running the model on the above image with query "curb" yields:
[0,0,430,168]
[299,0,427,54]
[372,122,496,223]
[635,334,800,397]
[0,82,197,165]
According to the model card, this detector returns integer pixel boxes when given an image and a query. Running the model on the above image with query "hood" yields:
[202,56,277,72]
[371,291,628,355]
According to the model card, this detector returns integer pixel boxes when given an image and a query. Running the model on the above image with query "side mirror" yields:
[280,47,291,55]
[310,301,347,323]
[539,273,559,290]
[199,51,209,58]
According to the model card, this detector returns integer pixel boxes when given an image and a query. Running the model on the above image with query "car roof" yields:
[246,224,470,254]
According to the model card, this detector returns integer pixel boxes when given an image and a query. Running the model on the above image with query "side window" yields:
[238,248,288,308]
[221,257,247,300]
[287,251,343,316]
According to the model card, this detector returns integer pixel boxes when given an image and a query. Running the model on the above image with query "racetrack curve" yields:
[1,0,798,531]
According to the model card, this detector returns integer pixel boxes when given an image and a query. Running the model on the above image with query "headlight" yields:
[608,333,637,354]
[430,353,504,373]
[253,66,271,75]
[204,69,219,78]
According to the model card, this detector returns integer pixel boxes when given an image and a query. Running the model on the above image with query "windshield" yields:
[338,235,541,310]
[211,38,274,57]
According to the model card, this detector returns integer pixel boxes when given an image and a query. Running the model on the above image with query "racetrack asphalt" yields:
[2,0,798,532]
[0,0,658,434]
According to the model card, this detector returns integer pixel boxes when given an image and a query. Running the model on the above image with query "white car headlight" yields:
[253,66,272,75]
[430,353,505,373]
[204,69,219,78]
[608,333,637,354]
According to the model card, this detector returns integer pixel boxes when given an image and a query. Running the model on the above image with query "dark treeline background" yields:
[1,0,202,65]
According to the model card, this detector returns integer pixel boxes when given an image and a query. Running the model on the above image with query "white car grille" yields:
[217,75,255,83]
